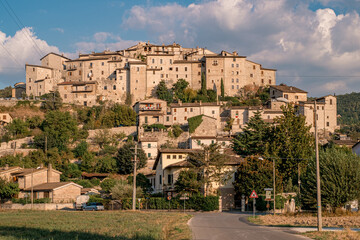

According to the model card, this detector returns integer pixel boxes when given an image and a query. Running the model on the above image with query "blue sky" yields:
[1,0,360,96]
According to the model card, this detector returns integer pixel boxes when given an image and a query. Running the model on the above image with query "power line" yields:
[0,42,23,67]
[278,75,360,78]
[0,0,44,57]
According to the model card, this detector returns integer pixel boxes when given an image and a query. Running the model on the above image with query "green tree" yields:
[302,146,360,211]
[0,179,19,199]
[156,80,173,103]
[232,111,270,156]
[41,91,62,110]
[4,118,30,139]
[0,86,12,98]
[96,155,117,173]
[127,173,152,193]
[80,151,97,172]
[111,104,137,126]
[115,142,147,174]
[174,169,201,194]
[233,156,282,198]
[172,79,189,102]
[35,111,78,152]
[111,181,143,200]
[201,73,207,95]
[224,118,234,133]
[73,141,89,159]
[100,178,118,193]
[220,78,225,98]
[188,144,232,196]
[183,88,197,102]
[269,104,313,180]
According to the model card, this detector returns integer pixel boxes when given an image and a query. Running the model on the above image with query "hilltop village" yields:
[1,42,339,210]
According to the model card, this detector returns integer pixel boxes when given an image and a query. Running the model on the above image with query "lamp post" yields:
[314,100,323,231]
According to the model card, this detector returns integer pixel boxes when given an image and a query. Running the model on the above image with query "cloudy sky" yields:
[1,0,360,97]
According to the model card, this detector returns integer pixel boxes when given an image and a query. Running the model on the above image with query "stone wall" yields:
[1,203,74,210]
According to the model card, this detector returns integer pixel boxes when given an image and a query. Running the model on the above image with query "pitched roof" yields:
[11,167,62,177]
[25,64,53,70]
[165,160,192,169]
[170,102,220,107]
[40,52,71,61]
[24,182,82,191]
[270,85,307,94]
[0,166,22,174]
[81,172,110,178]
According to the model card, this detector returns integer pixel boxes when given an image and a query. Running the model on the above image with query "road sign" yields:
[167,196,172,201]
[167,192,172,196]
[264,188,273,191]
[180,196,189,200]
[249,190,258,198]
[265,191,272,201]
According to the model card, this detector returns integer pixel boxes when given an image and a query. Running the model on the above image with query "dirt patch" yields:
[256,213,360,228]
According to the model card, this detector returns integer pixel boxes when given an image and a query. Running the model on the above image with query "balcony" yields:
[139,106,162,111]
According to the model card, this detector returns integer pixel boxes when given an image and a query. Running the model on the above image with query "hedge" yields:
[119,195,219,211]
[248,195,286,211]
[12,198,51,205]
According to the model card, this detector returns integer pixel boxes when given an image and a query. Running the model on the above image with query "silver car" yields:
[82,202,104,211]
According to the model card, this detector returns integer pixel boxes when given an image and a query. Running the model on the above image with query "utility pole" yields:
[132,143,138,211]
[31,168,34,210]
[314,100,323,231]
[273,158,276,216]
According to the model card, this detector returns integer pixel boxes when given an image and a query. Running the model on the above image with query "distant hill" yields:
[337,92,360,125]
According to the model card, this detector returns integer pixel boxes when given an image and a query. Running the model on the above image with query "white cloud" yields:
[75,32,138,53]
[51,28,64,34]
[122,0,360,96]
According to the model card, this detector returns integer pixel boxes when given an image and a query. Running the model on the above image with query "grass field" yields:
[0,210,192,240]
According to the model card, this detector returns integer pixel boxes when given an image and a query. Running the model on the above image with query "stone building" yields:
[12,82,26,99]
[26,42,276,106]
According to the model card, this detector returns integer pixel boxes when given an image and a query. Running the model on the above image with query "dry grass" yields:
[0,210,192,240]
[304,228,360,240]
[252,212,360,228]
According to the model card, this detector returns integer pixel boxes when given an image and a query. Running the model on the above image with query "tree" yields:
[233,156,282,198]
[174,169,201,194]
[93,129,113,149]
[183,88,197,102]
[156,80,173,103]
[232,111,270,156]
[96,155,117,173]
[224,118,234,133]
[302,146,360,211]
[220,78,225,98]
[100,178,118,193]
[269,104,313,180]
[127,173,152,193]
[35,111,78,152]
[73,141,89,159]
[4,119,30,139]
[41,91,62,110]
[201,72,207,95]
[111,104,137,126]
[172,79,189,102]
[115,142,147,174]
[0,179,19,199]
[0,86,12,98]
[188,144,233,196]
[111,181,143,200]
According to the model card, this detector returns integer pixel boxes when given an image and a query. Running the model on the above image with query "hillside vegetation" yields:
[337,92,360,125]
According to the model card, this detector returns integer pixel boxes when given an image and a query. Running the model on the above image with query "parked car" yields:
[82,202,104,211]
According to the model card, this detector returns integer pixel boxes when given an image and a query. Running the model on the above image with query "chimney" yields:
[47,163,53,183]
[199,100,202,106]
[5,164,8,170]
[39,163,44,168]
[178,99,182,106]
[233,51,237,56]
[290,87,293,90]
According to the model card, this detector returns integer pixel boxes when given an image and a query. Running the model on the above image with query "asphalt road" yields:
[188,212,310,240]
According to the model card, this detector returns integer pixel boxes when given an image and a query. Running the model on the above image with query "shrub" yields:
[171,124,183,138]
[72,179,93,188]
[12,198,51,205]
[100,178,118,192]
[90,177,100,186]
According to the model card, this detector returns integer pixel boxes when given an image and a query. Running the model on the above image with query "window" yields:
[172,155,177,159]
[174,117,177,121]
[284,94,288,99]
[169,67,173,71]
[160,59,163,64]
[232,79,234,83]
[330,99,333,105]
[148,153,151,158]
[29,78,32,82]
[167,155,171,159]
[113,85,116,90]
[145,116,148,124]
[68,72,72,76]
[221,69,223,73]
[148,143,151,148]
[39,85,42,89]
[64,94,67,99]
[137,67,140,72]
[79,70,82,75]
[159,175,162,184]
[2,115,6,120]
[208,69,210,73]
[174,109,177,112]
[237,85,239,89]
[232,64,234,68]
[84,101,87,106]
[211,140,215,144]
[250,74,253,77]
[104,86,107,90]
[120,76,122,80]
[170,59,172,64]
[232,85,234,89]
[185,67,187,71]
[190,108,193,112]
[176,67,178,72]
[166,116,169,121]
[269,80,272,84]
[161,74,164,78]
[322,106,324,110]
[236,64,239,67]
[326,122,330,127]
[185,108,187,112]
[261,79,264,84]
[233,58,236,62]
[84,94,87,98]
[236,79,239,83]
[168,174,173,185]
[136,80,138,83]
[179,155,183,159]
[152,59,155,64]
[198,72,201,75]
[102,62,104,66]
[184,116,187,120]
[212,110,215,114]
[253,65,256,69]
[33,68,35,71]
[101,71,104,75]
[90,63,93,68]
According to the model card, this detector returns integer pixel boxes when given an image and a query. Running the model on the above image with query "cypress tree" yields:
[220,78,224,98]
[201,72,207,95]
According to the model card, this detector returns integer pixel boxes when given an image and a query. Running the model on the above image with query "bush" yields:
[12,198,51,205]
[89,178,100,186]
[100,178,118,192]
[73,179,93,188]
[171,124,183,138]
